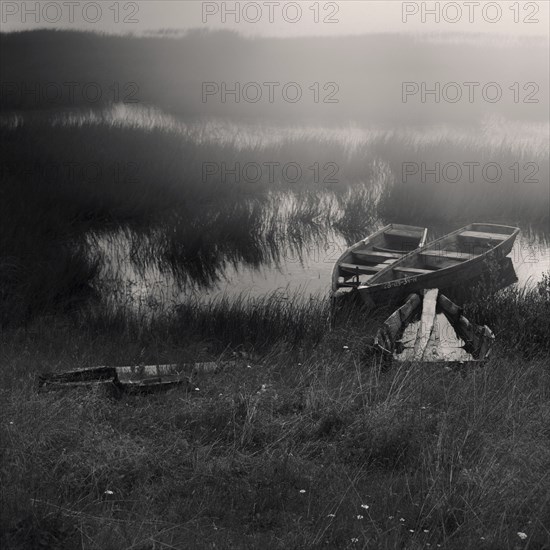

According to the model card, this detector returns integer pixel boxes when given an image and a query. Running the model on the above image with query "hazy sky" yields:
[1,1,549,37]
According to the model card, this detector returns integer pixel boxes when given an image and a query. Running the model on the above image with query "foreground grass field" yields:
[1,282,549,549]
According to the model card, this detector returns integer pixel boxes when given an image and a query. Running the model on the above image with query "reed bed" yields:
[2,118,548,325]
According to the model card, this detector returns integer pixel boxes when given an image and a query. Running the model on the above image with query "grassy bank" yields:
[1,283,549,549]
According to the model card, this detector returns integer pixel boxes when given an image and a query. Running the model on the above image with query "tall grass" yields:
[463,272,550,356]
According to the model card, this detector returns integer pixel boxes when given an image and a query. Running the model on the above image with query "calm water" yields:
[96,225,550,314]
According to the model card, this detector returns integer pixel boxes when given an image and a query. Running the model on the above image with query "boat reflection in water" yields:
[441,256,518,304]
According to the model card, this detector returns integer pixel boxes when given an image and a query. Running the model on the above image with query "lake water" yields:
[96,225,549,315]
[5,105,549,311]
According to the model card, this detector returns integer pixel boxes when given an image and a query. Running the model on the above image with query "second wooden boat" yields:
[38,362,225,393]
[357,223,519,306]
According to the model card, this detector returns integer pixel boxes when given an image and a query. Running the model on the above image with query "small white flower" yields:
[104,490,114,495]
[409,529,414,533]
[388,516,394,519]
[327,513,336,518]
[195,387,200,391]
[356,515,364,519]
[423,529,429,533]
[299,489,306,493]
[343,345,349,350]
[351,538,359,544]
[517,532,528,540]
[360,504,369,510]
[400,517,405,522]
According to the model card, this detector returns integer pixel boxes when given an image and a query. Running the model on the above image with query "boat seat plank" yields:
[384,228,423,239]
[354,250,400,261]
[420,250,477,261]
[458,230,509,241]
[340,263,384,274]
[393,267,433,275]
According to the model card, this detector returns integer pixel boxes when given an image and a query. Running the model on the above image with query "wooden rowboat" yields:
[332,224,427,292]
[357,223,519,306]
[373,289,494,365]
[38,362,225,393]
